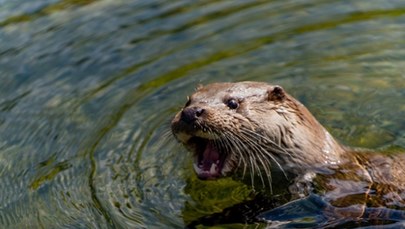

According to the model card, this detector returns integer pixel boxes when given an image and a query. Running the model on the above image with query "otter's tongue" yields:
[194,141,222,179]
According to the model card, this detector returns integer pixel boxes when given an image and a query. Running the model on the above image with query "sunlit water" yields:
[1,0,405,228]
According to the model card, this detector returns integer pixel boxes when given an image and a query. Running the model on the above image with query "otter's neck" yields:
[281,99,346,172]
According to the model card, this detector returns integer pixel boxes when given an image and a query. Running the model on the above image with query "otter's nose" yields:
[180,107,205,124]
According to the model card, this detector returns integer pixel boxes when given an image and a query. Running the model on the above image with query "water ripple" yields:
[1,0,405,228]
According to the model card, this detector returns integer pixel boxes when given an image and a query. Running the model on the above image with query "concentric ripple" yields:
[0,0,404,228]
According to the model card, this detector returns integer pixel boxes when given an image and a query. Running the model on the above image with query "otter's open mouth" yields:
[188,137,228,180]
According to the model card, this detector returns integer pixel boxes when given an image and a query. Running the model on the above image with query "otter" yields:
[171,81,405,227]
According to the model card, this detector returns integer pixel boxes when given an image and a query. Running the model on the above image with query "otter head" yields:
[171,82,343,181]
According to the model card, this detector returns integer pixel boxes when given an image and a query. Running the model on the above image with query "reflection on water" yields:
[0,0,404,228]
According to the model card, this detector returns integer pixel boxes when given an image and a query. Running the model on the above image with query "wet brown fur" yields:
[172,81,405,211]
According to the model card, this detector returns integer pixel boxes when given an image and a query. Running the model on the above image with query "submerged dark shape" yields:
[171,81,405,228]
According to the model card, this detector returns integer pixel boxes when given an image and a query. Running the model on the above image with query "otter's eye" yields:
[185,97,191,107]
[226,99,239,109]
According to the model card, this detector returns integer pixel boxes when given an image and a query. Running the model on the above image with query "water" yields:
[1,0,405,228]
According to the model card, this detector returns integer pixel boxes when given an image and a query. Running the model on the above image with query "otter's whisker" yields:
[239,129,288,179]
[241,128,291,157]
[155,127,178,151]
[234,133,274,192]
[240,128,291,178]
[222,132,248,180]
[239,142,260,187]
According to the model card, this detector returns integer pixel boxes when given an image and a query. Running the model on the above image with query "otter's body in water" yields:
[171,82,405,226]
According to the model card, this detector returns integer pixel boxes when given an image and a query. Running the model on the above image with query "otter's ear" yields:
[268,85,286,102]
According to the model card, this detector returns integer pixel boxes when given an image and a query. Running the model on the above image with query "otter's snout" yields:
[180,107,205,124]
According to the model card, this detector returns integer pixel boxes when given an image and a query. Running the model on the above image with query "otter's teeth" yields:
[193,163,202,174]
[210,163,217,174]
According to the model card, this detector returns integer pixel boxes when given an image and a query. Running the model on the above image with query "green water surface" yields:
[1,0,405,228]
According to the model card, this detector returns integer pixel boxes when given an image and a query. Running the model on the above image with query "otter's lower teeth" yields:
[210,163,217,174]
